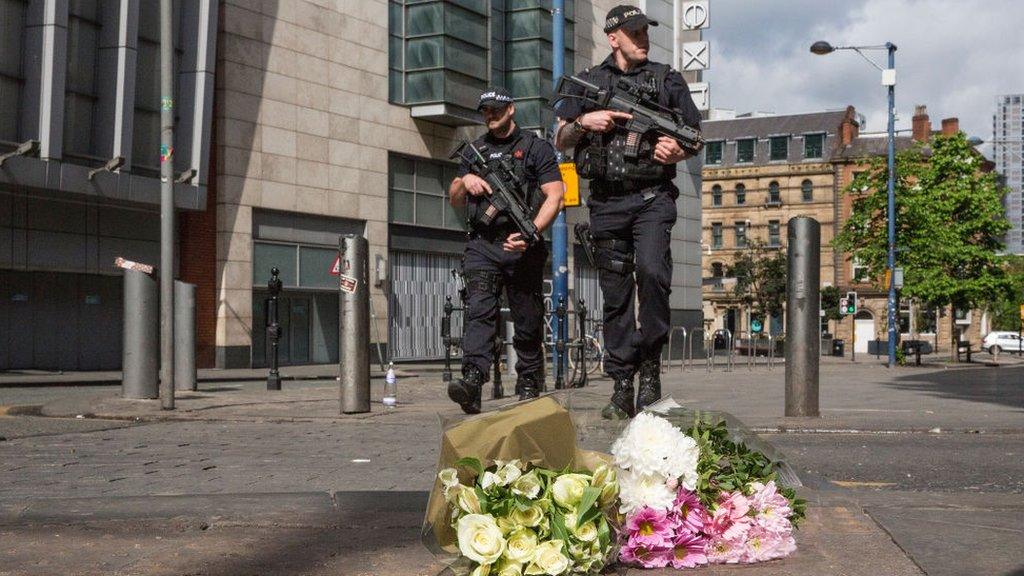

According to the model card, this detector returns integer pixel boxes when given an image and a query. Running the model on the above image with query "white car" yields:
[982,331,1024,354]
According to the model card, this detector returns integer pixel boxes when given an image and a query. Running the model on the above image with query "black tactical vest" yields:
[573,62,674,183]
[467,130,543,230]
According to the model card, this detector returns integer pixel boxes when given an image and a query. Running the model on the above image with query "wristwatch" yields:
[571,118,587,136]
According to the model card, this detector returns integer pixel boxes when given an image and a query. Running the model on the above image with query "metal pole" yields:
[886,43,898,368]
[785,217,821,417]
[550,0,568,388]
[122,269,159,399]
[266,269,282,390]
[158,0,174,409]
[173,281,196,391]
[339,235,370,414]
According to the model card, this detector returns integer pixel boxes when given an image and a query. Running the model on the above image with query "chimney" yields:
[912,105,931,142]
[840,105,859,145]
[941,117,959,136]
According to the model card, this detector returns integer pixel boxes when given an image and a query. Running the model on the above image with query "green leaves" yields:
[455,457,484,477]
[730,240,788,321]
[834,132,1015,317]
[576,486,602,527]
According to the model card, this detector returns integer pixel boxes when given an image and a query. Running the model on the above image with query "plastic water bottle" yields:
[383,362,397,411]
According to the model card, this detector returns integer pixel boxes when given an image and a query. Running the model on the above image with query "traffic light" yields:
[845,291,857,315]
[839,297,849,316]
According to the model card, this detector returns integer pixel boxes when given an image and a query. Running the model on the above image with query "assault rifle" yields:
[552,75,704,155]
[450,141,541,246]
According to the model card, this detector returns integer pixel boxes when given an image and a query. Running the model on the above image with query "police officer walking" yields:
[448,87,564,414]
[554,5,701,419]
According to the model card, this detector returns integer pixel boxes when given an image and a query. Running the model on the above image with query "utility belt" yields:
[590,178,671,197]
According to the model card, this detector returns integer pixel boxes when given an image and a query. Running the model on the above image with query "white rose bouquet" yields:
[439,457,619,575]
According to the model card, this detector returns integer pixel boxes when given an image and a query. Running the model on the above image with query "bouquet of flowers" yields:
[438,457,619,575]
[611,412,806,569]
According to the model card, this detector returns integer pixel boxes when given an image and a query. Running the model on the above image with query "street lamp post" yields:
[811,41,899,368]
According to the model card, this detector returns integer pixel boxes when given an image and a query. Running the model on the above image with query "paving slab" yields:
[0,490,924,576]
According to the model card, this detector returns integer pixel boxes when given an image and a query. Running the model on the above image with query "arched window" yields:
[711,185,722,206]
[735,183,746,205]
[768,181,781,204]
[801,179,813,202]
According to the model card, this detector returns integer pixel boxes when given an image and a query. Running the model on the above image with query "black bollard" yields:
[266,268,283,391]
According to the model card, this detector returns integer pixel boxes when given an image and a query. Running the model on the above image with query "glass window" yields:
[253,243,297,287]
[711,223,723,248]
[851,257,869,283]
[736,139,755,163]
[711,185,722,206]
[705,141,723,164]
[768,181,781,204]
[899,300,911,334]
[299,246,339,289]
[389,153,463,231]
[768,220,780,246]
[735,184,746,205]
[734,221,747,248]
[64,1,101,157]
[0,0,27,142]
[769,136,788,161]
[804,133,825,159]
[801,179,813,202]
[711,262,724,277]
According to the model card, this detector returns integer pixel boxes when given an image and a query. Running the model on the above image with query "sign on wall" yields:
[681,41,710,72]
[681,1,709,30]
[688,82,710,111]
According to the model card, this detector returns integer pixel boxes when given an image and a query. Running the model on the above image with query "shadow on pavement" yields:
[889,365,1024,411]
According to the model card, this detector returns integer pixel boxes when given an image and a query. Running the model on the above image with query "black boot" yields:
[636,359,662,413]
[601,376,635,420]
[448,365,485,414]
[517,373,541,401]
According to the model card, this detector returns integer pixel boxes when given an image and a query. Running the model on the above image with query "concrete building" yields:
[0,0,216,371]
[2,1,705,371]
[700,107,856,337]
[994,94,1023,255]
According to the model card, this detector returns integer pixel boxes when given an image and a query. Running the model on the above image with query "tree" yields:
[729,240,787,331]
[833,132,1015,355]
[820,285,843,334]
[985,255,1024,331]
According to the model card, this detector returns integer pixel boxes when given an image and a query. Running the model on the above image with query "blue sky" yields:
[701,0,1024,153]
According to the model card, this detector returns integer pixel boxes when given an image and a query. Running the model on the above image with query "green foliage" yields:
[833,133,1015,315]
[730,239,788,321]
[821,285,843,323]
[686,419,806,527]
[986,255,1024,331]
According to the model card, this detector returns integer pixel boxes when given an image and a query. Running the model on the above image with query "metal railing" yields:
[665,326,687,371]
[712,328,734,372]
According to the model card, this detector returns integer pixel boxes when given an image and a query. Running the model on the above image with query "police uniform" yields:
[555,5,701,418]
[449,88,562,414]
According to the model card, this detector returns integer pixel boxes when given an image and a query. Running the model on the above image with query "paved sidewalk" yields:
[1,360,1021,575]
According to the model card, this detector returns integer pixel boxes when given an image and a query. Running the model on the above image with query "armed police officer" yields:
[553,5,702,419]
[447,88,564,414]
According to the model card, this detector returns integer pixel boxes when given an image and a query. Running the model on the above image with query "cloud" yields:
[702,0,1024,149]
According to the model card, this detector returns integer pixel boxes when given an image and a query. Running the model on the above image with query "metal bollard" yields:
[785,217,821,417]
[339,235,371,414]
[173,281,197,391]
[122,269,159,399]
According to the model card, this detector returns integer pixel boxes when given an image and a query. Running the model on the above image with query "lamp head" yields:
[966,136,984,147]
[810,41,835,55]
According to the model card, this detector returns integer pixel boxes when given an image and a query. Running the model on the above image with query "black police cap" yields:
[477,87,514,111]
[603,4,659,33]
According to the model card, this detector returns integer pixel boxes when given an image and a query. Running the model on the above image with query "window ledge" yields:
[409,103,482,127]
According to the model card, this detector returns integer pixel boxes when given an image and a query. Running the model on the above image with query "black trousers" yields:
[461,235,547,379]
[588,186,677,379]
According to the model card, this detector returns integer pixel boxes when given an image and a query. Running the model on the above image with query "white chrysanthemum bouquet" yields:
[611,412,805,570]
[439,458,619,575]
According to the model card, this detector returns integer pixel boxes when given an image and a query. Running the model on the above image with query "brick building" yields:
[832,106,985,355]
[700,107,856,338]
